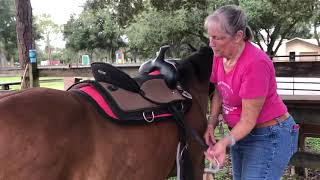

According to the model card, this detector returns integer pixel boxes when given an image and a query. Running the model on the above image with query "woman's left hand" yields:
[205,139,227,167]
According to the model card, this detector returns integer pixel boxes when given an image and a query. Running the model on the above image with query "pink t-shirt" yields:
[210,42,287,128]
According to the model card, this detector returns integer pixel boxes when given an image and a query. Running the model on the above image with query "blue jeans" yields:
[230,116,299,180]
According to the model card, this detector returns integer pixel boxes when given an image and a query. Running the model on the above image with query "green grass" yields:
[40,81,64,90]
[0,77,20,82]
[0,76,64,90]
[306,137,320,152]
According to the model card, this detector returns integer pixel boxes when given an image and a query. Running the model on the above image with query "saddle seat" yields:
[90,62,187,104]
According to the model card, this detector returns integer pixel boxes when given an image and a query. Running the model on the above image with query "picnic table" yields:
[0,81,21,90]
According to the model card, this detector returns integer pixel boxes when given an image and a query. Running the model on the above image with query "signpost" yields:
[29,49,39,87]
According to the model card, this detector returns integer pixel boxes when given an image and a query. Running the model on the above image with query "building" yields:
[255,38,320,62]
[284,38,320,61]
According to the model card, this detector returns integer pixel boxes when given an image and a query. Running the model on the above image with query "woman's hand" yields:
[204,124,216,146]
[205,139,227,167]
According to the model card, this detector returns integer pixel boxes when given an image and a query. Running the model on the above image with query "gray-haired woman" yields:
[203,5,299,180]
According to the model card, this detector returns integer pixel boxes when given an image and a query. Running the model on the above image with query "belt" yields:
[255,112,290,128]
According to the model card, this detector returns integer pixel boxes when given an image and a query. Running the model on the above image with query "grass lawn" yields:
[0,76,64,90]
[40,81,64,90]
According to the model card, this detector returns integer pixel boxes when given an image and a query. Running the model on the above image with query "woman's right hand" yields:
[204,124,216,146]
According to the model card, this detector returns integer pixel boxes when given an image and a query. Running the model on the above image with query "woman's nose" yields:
[209,38,216,47]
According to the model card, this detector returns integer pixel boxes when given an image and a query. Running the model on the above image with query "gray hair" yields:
[204,5,253,41]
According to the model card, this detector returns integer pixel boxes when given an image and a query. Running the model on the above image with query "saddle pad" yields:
[80,85,173,120]
[70,81,183,124]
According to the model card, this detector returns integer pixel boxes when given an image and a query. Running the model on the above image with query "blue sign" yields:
[29,49,37,63]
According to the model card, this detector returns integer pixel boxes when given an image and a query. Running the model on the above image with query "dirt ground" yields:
[283,168,320,180]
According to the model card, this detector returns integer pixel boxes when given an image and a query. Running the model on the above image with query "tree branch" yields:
[185,30,208,44]
[254,30,265,51]
[314,21,320,47]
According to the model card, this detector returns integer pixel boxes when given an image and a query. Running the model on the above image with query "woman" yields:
[204,5,299,180]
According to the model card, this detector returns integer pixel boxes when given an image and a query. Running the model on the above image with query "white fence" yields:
[277,77,320,95]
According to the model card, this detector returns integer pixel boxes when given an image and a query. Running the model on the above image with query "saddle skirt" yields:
[69,79,192,124]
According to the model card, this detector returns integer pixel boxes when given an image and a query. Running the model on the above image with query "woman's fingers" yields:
[204,151,215,163]
[206,142,226,167]
[209,133,216,144]
[205,149,220,168]
[204,125,216,146]
[204,133,210,145]
[204,131,212,145]
[214,152,224,166]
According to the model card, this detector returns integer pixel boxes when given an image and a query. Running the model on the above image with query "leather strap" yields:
[255,112,290,128]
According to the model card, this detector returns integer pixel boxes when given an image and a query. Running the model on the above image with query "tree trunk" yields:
[14,0,33,88]
[314,22,320,47]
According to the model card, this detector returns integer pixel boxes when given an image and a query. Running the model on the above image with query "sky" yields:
[30,0,87,49]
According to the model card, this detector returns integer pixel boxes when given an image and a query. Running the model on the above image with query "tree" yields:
[285,22,312,39]
[64,0,319,61]
[125,7,210,59]
[240,0,318,56]
[84,0,145,27]
[63,8,125,61]
[14,0,33,68]
[34,14,61,60]
[123,0,235,60]
[312,1,320,46]
[150,0,208,11]
[0,0,17,64]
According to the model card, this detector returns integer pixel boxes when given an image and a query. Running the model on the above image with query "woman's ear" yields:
[234,30,244,43]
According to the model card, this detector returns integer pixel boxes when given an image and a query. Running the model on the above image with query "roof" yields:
[286,37,319,46]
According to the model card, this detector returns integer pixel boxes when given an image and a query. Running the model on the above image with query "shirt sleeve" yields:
[210,56,218,83]
[239,59,271,99]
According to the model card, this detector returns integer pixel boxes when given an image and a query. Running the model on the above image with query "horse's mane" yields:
[177,47,213,89]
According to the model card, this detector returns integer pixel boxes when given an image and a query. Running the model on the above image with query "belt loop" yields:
[275,117,283,127]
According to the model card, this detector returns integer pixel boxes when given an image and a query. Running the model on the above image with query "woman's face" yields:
[207,22,238,58]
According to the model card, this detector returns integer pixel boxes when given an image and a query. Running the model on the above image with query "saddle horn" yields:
[155,45,170,62]
[139,45,178,89]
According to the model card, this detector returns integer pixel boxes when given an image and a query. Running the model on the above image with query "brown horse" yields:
[0,47,213,180]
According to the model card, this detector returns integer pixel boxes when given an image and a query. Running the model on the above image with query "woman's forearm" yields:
[220,97,265,146]
[209,89,222,127]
